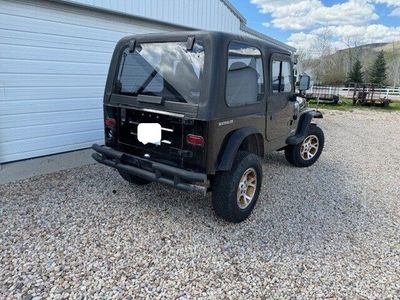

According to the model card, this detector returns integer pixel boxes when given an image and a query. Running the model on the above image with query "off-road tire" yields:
[118,170,150,185]
[285,124,324,168]
[383,99,390,108]
[332,95,340,104]
[212,151,263,223]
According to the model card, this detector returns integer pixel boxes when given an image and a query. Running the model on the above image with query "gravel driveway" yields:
[1,110,399,299]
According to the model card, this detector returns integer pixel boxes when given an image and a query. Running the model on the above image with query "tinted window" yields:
[272,60,293,93]
[226,42,264,106]
[116,42,205,104]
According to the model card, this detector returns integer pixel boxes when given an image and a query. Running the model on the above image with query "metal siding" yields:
[0,0,178,163]
[59,0,244,33]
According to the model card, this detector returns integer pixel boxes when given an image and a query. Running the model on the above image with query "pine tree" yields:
[348,59,363,83]
[369,50,387,86]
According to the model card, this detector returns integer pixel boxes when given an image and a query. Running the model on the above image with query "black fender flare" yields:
[286,110,323,145]
[217,127,263,171]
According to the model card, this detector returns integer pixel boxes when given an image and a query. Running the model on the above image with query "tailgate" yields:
[118,107,185,166]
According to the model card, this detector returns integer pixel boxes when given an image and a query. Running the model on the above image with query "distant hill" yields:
[300,41,400,86]
[337,41,400,56]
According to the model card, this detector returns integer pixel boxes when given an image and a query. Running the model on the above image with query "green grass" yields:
[308,98,400,112]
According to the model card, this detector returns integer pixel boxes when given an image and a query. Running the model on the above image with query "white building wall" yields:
[58,0,243,33]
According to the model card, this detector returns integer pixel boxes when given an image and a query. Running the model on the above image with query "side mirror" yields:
[293,54,299,65]
[299,75,311,91]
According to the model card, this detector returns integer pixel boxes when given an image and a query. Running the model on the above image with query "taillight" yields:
[186,134,204,147]
[105,118,116,127]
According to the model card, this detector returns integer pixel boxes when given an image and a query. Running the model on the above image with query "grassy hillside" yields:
[335,41,400,60]
[302,41,400,86]
[353,41,400,53]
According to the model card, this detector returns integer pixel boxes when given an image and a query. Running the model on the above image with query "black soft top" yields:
[105,31,292,120]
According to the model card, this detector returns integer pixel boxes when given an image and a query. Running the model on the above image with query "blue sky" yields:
[229,0,400,50]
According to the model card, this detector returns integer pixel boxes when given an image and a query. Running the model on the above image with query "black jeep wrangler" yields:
[92,31,324,223]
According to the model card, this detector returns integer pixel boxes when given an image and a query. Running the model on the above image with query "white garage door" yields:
[0,0,179,163]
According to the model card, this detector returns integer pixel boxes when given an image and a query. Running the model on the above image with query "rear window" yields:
[115,41,205,104]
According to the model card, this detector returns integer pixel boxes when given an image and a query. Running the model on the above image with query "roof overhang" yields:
[220,0,296,53]
[240,24,296,53]
[49,0,296,53]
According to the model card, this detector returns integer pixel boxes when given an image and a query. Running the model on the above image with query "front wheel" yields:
[285,124,324,168]
[212,151,263,223]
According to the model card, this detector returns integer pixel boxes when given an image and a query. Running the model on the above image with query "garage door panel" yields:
[1,0,169,36]
[0,74,106,87]
[0,109,103,129]
[0,59,109,75]
[0,140,104,163]
[0,37,114,55]
[1,119,103,143]
[0,0,174,163]
[0,44,112,64]
[0,13,125,42]
[0,13,133,43]
[0,29,116,51]
[2,87,104,101]
[1,130,104,156]
[0,98,102,115]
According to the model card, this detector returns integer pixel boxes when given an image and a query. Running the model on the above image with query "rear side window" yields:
[226,42,264,106]
[272,60,293,93]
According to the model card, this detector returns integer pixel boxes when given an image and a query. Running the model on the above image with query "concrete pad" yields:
[0,148,95,185]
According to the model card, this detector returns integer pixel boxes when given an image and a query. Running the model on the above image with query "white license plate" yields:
[137,123,162,145]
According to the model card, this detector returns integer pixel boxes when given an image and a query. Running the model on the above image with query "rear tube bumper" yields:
[92,144,208,194]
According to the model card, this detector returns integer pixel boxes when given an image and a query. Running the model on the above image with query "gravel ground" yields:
[1,110,399,299]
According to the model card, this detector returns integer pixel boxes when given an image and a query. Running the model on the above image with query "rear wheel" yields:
[212,151,262,223]
[333,95,340,104]
[118,170,150,185]
[285,124,324,168]
[383,98,390,107]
